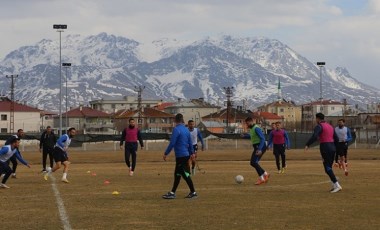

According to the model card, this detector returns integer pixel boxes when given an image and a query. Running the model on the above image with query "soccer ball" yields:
[235,175,244,184]
[46,167,52,172]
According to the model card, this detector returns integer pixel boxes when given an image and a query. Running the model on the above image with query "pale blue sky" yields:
[1,0,379,88]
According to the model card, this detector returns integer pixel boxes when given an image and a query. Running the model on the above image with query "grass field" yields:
[2,148,380,230]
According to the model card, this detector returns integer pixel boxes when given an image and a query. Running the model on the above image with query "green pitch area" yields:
[2,149,379,230]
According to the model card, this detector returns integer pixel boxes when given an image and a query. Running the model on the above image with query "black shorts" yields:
[336,142,348,156]
[193,144,198,153]
[53,146,68,163]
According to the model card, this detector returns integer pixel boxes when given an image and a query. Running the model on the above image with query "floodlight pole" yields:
[63,63,71,129]
[317,62,325,107]
[53,24,67,136]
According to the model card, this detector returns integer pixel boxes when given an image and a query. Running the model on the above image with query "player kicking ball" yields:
[44,128,76,183]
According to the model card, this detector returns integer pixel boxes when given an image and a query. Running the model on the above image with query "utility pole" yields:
[135,86,145,129]
[343,98,347,119]
[223,87,234,133]
[6,75,18,134]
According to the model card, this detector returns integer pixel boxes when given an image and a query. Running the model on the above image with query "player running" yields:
[242,117,270,185]
[305,113,342,193]
[44,127,76,183]
[0,138,31,189]
[334,119,352,176]
[267,121,290,174]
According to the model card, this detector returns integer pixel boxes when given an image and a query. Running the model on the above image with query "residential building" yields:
[0,98,42,133]
[163,98,220,125]
[89,96,163,114]
[58,106,113,134]
[257,99,302,129]
[202,107,252,133]
[252,111,284,134]
[113,107,175,133]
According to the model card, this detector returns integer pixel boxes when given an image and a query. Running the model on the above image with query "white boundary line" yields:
[50,175,72,230]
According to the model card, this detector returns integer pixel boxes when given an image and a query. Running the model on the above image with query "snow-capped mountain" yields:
[0,33,378,111]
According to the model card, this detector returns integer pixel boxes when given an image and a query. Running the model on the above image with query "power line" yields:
[223,86,234,132]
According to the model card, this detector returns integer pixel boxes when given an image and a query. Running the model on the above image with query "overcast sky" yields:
[1,0,379,88]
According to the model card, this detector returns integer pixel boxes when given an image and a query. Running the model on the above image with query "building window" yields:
[149,118,155,123]
[280,108,284,112]
[111,104,115,109]
[331,107,335,110]
[1,128,7,133]
[1,114,7,121]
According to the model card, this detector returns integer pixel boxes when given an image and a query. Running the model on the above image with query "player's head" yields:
[10,137,20,148]
[245,117,255,128]
[46,126,52,133]
[188,120,195,130]
[315,113,325,123]
[175,113,184,124]
[129,118,135,128]
[67,127,76,138]
[338,119,345,127]
[17,129,25,137]
[271,123,276,129]
[275,121,282,129]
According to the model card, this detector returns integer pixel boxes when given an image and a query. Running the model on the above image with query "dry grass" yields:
[2,148,380,230]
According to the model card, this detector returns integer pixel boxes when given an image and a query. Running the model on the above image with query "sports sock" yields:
[62,172,67,179]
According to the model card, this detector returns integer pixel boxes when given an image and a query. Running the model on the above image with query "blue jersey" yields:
[165,124,194,158]
[0,145,28,165]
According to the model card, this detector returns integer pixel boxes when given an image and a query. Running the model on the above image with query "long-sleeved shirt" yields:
[119,127,144,147]
[306,121,339,147]
[189,128,204,146]
[334,126,352,143]
[56,134,72,151]
[267,129,290,148]
[0,145,28,165]
[242,125,266,151]
[39,131,57,149]
[165,123,194,158]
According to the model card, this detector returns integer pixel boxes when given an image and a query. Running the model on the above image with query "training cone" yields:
[91,172,97,176]
[104,180,110,185]
[112,191,120,195]
[86,171,91,174]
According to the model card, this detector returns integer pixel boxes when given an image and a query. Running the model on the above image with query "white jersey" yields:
[335,126,348,142]
[189,128,200,145]
[0,145,18,163]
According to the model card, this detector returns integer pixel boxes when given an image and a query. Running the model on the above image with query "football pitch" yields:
[2,148,380,230]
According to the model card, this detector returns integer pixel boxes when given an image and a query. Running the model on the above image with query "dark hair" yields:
[338,119,345,123]
[316,113,325,120]
[129,118,134,122]
[245,117,253,122]
[175,113,184,123]
[46,126,51,129]
[188,120,194,123]
[11,137,20,144]
[17,129,23,133]
[67,127,76,132]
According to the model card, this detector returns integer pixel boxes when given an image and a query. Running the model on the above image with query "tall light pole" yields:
[62,63,71,129]
[53,24,67,136]
[317,62,325,107]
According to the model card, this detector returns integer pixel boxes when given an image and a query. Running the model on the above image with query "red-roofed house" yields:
[58,105,113,134]
[252,111,284,133]
[114,107,175,133]
[0,100,42,133]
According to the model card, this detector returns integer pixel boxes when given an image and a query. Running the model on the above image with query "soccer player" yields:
[120,118,144,176]
[267,121,290,174]
[4,129,25,178]
[162,113,197,199]
[334,119,352,176]
[44,127,76,183]
[305,113,342,193]
[39,126,57,172]
[0,138,31,188]
[242,117,269,185]
[187,119,204,175]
